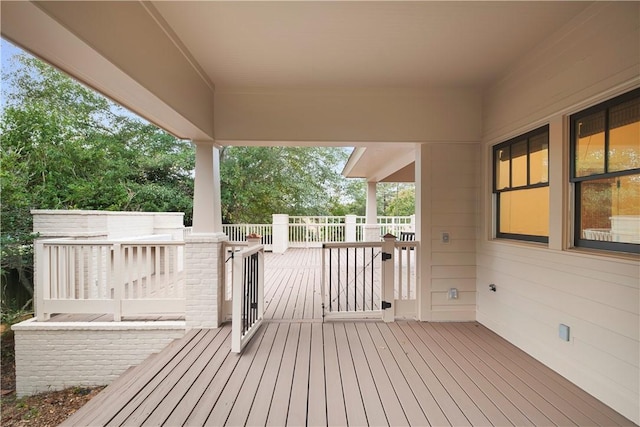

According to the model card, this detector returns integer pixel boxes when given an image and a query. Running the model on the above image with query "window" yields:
[571,88,640,254]
[493,126,549,243]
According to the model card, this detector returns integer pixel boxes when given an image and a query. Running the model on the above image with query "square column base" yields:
[364,225,382,242]
[185,232,227,328]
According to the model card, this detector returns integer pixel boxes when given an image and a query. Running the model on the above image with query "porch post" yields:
[186,141,227,329]
[192,142,222,234]
[345,214,357,242]
[381,234,397,322]
[272,214,289,254]
[415,144,432,321]
[364,181,381,241]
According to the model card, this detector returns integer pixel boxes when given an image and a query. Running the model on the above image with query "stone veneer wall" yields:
[13,319,186,396]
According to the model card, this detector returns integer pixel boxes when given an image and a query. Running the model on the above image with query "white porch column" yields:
[186,141,227,329]
[345,214,357,242]
[364,181,381,241]
[192,142,222,234]
[272,214,289,254]
[415,144,432,321]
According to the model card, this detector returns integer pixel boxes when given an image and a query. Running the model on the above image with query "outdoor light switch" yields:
[559,324,571,342]
[448,288,458,300]
[442,232,450,244]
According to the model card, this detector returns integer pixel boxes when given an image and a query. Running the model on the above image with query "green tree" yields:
[220,146,349,223]
[377,183,415,215]
[386,187,415,216]
[0,53,195,304]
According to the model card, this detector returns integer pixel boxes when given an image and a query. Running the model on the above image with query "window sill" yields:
[488,238,639,264]
[565,246,640,264]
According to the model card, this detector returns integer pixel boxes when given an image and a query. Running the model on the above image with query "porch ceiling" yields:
[151,1,589,89]
[2,1,591,145]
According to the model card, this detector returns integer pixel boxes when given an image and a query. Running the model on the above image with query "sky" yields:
[0,37,147,125]
[1,38,24,109]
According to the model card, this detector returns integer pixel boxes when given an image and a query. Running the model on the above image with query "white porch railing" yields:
[231,242,265,353]
[289,216,347,247]
[394,240,418,318]
[186,216,414,249]
[221,241,249,321]
[35,239,185,321]
[373,215,415,237]
[223,224,273,250]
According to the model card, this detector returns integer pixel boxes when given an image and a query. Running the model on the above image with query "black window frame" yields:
[493,125,550,243]
[570,88,640,254]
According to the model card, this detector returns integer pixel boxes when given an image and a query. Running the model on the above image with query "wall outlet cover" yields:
[559,324,570,342]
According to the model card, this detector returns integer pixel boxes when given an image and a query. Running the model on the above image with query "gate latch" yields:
[381,252,392,261]
[382,301,392,310]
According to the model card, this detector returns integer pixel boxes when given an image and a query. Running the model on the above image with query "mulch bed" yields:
[1,330,104,427]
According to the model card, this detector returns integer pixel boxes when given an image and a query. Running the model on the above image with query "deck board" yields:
[343,323,389,427]
[285,323,311,427]
[366,322,430,426]
[63,321,635,427]
[264,323,299,426]
[461,322,631,426]
[61,249,635,427]
[376,322,451,427]
[306,323,327,426]
[354,322,409,426]
[323,324,348,426]
[333,323,368,426]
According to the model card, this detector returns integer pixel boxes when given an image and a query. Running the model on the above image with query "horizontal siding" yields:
[483,2,640,142]
[478,3,640,423]
[428,144,479,321]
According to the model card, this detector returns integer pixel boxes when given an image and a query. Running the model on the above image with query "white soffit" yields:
[343,145,416,182]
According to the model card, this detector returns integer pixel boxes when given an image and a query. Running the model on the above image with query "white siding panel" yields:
[431,239,475,253]
[483,2,640,142]
[479,3,640,422]
[432,266,476,280]
[431,226,476,240]
[432,278,476,292]
[431,252,475,266]
[432,188,477,202]
[422,143,479,322]
[432,291,476,306]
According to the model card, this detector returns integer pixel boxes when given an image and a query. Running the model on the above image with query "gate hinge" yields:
[382,301,392,310]
[381,252,392,261]
[250,302,258,309]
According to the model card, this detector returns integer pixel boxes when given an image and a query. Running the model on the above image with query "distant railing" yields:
[376,216,415,236]
[289,216,347,247]
[186,215,414,250]
[223,224,273,250]
[35,238,185,321]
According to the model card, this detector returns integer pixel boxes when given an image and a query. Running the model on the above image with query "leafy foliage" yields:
[0,54,195,303]
[220,146,351,223]
[0,50,417,307]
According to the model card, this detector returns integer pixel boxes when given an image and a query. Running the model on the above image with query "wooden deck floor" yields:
[263,249,324,321]
[58,249,633,426]
[63,320,633,426]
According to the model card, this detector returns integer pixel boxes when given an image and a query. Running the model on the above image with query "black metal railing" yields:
[322,243,383,315]
[242,251,260,336]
